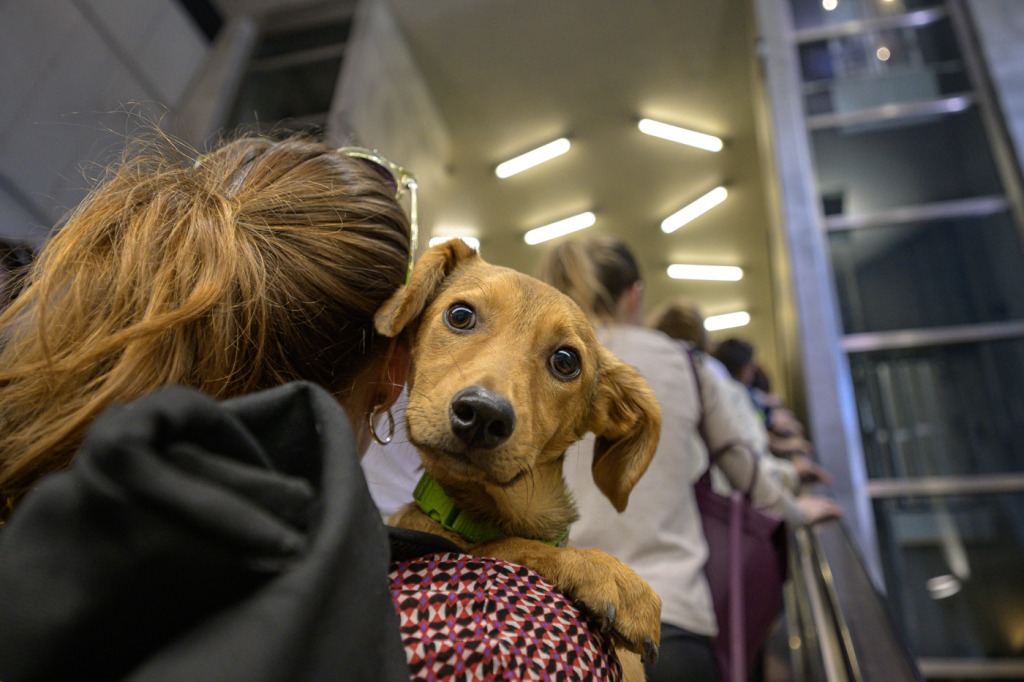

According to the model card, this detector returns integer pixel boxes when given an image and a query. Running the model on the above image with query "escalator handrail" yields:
[805,520,924,682]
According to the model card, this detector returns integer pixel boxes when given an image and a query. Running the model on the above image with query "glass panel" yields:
[227,18,352,131]
[873,493,1024,659]
[789,0,944,32]
[829,213,1024,334]
[230,57,342,129]
[799,18,967,116]
[812,107,1003,213]
[253,18,352,59]
[850,340,1024,479]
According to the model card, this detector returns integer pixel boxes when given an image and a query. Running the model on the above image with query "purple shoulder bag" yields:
[686,348,788,682]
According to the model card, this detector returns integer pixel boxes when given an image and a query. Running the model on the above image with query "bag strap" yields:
[682,344,705,425]
[681,344,760,497]
[386,526,462,562]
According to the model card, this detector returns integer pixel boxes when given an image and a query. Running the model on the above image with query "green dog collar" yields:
[413,472,568,547]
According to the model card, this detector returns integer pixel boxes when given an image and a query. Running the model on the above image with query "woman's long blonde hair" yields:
[0,134,411,517]
[537,235,641,324]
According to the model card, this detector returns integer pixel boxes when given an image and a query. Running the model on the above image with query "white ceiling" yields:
[387,0,775,320]
[217,0,781,364]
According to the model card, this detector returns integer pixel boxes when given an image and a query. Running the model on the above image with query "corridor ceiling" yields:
[215,0,779,351]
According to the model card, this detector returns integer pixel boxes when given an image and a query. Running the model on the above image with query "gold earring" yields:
[368,405,395,446]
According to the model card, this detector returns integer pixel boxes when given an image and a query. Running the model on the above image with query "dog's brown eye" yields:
[445,303,477,331]
[549,348,581,380]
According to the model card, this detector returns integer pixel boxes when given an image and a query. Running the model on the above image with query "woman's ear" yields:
[350,340,411,458]
[380,340,410,411]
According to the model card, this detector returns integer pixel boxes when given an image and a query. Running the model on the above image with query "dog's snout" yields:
[449,386,516,450]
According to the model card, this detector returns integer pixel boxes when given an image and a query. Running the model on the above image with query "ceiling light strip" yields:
[661,186,728,233]
[524,211,595,245]
[704,311,751,331]
[495,138,571,178]
[638,119,723,152]
[667,264,743,281]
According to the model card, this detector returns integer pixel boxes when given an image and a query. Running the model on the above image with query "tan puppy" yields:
[375,240,662,670]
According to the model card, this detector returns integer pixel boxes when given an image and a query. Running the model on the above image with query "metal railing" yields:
[783,520,924,682]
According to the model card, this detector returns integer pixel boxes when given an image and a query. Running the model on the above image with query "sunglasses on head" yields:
[197,141,419,285]
[338,147,419,285]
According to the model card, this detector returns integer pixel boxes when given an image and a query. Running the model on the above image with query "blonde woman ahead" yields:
[539,235,840,682]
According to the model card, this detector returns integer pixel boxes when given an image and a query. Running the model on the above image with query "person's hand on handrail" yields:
[795,494,843,525]
[792,455,835,485]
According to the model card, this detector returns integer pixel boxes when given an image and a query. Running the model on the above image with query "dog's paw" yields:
[557,548,662,662]
[471,537,661,662]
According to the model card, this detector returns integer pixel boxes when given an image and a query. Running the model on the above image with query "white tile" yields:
[0,0,80,140]
[78,0,163,57]
[0,22,139,213]
[133,2,208,106]
[48,160,93,219]
[0,114,85,222]
[0,0,205,230]
[99,66,165,130]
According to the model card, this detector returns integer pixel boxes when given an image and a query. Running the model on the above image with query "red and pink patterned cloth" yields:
[389,552,623,681]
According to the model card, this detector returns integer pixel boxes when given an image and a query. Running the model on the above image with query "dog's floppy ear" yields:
[586,345,662,512]
[375,239,479,337]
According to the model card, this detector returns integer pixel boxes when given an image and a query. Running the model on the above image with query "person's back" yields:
[649,299,808,493]
[539,235,841,682]
[564,323,716,634]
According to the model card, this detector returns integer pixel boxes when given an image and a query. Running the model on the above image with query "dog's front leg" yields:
[473,537,661,663]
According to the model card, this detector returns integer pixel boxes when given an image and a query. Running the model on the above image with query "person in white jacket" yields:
[648,298,834,493]
[538,236,841,682]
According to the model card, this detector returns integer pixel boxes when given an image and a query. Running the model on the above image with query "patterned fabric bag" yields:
[387,540,622,681]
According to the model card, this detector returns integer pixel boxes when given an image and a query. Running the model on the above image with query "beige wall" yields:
[0,0,208,245]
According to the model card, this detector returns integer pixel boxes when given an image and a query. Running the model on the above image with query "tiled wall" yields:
[0,0,209,245]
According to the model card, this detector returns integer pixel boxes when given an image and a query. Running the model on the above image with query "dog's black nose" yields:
[449,386,516,450]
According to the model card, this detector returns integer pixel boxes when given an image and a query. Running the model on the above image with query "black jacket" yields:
[0,382,410,681]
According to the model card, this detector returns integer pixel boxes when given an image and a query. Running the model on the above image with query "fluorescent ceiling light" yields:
[429,235,481,251]
[661,186,728,233]
[524,211,596,245]
[495,138,571,179]
[704,311,751,331]
[667,264,743,281]
[638,118,723,152]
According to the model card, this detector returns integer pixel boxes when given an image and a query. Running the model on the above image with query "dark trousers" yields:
[644,622,721,682]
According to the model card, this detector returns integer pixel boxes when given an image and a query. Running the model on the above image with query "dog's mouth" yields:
[406,384,539,488]
[490,467,529,488]
[413,439,529,488]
